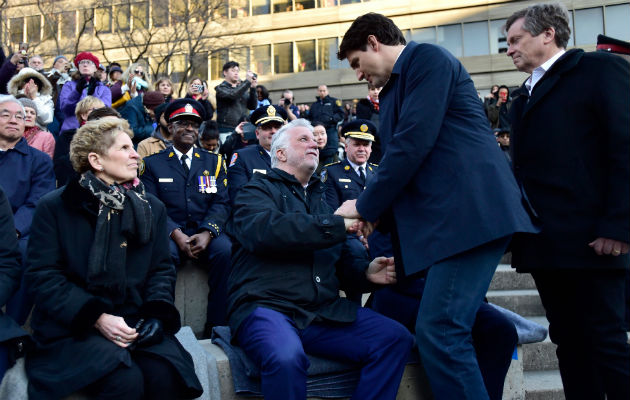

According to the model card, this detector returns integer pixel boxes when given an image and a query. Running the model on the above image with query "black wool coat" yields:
[226,168,375,336]
[509,49,630,271]
[24,178,202,399]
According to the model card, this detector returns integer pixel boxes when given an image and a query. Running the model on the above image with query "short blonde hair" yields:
[75,96,106,123]
[70,118,134,173]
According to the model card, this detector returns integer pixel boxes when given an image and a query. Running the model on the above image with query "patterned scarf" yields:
[368,95,379,112]
[79,171,152,302]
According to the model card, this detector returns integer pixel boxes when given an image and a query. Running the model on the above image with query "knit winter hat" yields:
[74,52,100,68]
[143,91,165,110]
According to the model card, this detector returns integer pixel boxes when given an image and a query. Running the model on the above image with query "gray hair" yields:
[270,119,314,168]
[505,3,571,49]
[18,98,38,116]
[0,95,26,116]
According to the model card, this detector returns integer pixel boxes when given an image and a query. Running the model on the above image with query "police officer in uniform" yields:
[307,85,345,165]
[140,98,231,334]
[227,105,287,204]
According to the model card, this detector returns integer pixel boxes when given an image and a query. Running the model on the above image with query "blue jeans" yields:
[236,306,413,400]
[415,236,510,400]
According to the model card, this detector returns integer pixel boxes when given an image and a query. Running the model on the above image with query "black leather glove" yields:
[135,318,164,348]
[76,78,88,93]
[87,78,98,95]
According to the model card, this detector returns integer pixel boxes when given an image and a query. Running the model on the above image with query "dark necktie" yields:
[358,166,366,182]
[181,154,190,175]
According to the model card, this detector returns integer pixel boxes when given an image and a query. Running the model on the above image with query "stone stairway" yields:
[487,264,565,400]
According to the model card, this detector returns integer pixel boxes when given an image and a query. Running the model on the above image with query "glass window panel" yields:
[150,55,169,78]
[170,54,186,86]
[152,0,168,27]
[10,18,24,44]
[340,0,360,4]
[171,1,188,24]
[252,0,270,15]
[210,49,228,80]
[296,40,315,72]
[43,14,56,41]
[411,27,436,44]
[574,7,603,45]
[27,15,41,43]
[489,19,507,54]
[230,0,249,18]
[463,21,489,56]
[229,47,250,71]
[605,4,630,41]
[59,12,76,39]
[437,24,462,57]
[132,2,149,30]
[295,0,314,10]
[79,9,94,35]
[274,42,293,74]
[95,7,112,33]
[190,52,209,81]
[115,4,130,31]
[274,0,292,13]
[252,44,271,75]
[567,10,575,47]
[318,0,337,7]
[400,29,411,42]
[318,37,343,70]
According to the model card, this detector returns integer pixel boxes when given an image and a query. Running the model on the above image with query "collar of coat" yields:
[61,176,100,217]
[267,167,322,188]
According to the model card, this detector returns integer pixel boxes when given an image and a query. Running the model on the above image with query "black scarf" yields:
[79,171,152,301]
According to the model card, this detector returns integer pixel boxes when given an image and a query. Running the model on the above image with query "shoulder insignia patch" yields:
[335,99,342,107]
[139,159,145,175]
[229,153,238,167]
[168,152,174,158]
[320,169,328,183]
[194,152,201,158]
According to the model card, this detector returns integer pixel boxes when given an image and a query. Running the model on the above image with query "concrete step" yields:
[490,264,537,291]
[524,370,565,400]
[522,317,558,372]
[486,289,545,317]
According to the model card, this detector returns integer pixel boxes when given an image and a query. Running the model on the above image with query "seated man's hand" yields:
[188,231,212,256]
[94,313,138,348]
[359,220,376,238]
[589,237,629,256]
[366,257,396,285]
[343,217,361,233]
[335,199,361,219]
[172,229,195,258]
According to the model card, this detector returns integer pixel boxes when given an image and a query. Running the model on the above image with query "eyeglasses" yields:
[0,112,25,122]
[78,60,94,66]
[134,69,144,76]
[173,120,200,130]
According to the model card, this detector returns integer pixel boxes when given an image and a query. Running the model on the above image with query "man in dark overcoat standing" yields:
[505,4,630,399]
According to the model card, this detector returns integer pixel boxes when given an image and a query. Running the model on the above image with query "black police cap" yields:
[341,119,376,142]
[164,98,206,123]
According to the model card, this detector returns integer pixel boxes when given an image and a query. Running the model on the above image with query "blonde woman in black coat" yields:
[25,118,202,400]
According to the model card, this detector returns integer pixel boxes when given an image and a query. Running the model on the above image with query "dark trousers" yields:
[170,234,231,328]
[6,237,31,325]
[371,287,517,400]
[236,306,414,400]
[531,268,630,400]
[0,344,8,383]
[415,236,510,400]
[84,352,180,400]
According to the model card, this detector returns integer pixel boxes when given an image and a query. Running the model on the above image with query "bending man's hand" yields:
[589,238,629,256]
[366,256,396,285]
[95,313,138,348]
[335,199,361,219]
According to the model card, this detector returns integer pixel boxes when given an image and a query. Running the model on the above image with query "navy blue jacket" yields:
[323,159,377,210]
[308,95,344,130]
[0,137,55,237]
[118,95,154,144]
[140,147,230,238]
[356,42,537,276]
[227,144,271,205]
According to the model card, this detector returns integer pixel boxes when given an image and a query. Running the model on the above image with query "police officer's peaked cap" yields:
[341,119,376,142]
[250,105,288,126]
[164,98,206,123]
[596,34,630,55]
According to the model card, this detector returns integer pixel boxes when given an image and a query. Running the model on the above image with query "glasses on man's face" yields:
[79,60,94,66]
[173,120,200,130]
[0,111,25,122]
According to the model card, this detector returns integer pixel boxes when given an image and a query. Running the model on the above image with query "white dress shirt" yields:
[173,147,193,170]
[525,50,566,95]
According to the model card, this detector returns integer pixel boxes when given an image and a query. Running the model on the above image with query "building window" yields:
[152,0,169,27]
[171,1,188,25]
[317,37,343,70]
[27,15,41,43]
[340,0,360,4]
[230,0,250,18]
[273,0,292,13]
[574,7,603,45]
[191,52,209,82]
[115,4,131,32]
[43,14,56,41]
[318,0,337,6]
[132,2,150,30]
[253,44,271,75]
[411,27,436,44]
[489,19,507,54]
[79,9,94,35]
[171,54,187,86]
[252,0,270,15]
[295,0,315,10]
[437,24,462,57]
[463,21,489,56]
[605,3,630,41]
[274,42,293,74]
[95,7,112,33]
[296,40,316,71]
[230,47,251,72]
[10,18,24,44]
[59,11,76,39]
[211,50,229,80]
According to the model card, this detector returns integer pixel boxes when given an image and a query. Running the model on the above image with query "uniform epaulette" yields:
[324,161,341,167]
[369,162,379,167]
